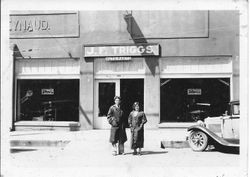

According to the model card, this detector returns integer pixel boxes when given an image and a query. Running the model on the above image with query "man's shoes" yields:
[112,151,117,156]
[118,152,125,155]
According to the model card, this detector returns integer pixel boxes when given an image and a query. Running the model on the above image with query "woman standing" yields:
[107,96,127,156]
[128,102,147,155]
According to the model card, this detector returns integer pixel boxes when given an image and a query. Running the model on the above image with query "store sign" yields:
[105,57,131,61]
[10,12,79,38]
[187,89,202,95]
[84,44,160,57]
[41,88,54,95]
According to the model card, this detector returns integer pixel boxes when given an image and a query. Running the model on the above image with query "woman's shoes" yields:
[138,148,142,155]
[132,151,137,155]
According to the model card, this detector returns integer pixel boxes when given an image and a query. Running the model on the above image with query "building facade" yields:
[9,10,239,130]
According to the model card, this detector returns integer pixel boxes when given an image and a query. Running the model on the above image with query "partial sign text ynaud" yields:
[10,12,79,38]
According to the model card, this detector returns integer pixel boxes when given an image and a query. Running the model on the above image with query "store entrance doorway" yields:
[94,79,144,129]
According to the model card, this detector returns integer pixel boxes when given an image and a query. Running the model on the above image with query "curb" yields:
[161,140,190,148]
[10,140,70,148]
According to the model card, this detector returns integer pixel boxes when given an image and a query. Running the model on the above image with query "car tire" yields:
[188,130,208,152]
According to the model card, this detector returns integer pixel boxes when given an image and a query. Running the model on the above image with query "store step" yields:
[14,121,80,131]
[10,140,70,148]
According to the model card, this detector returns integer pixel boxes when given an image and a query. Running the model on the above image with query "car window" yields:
[232,104,240,115]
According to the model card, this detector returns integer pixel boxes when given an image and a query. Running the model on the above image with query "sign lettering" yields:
[84,44,160,57]
[105,57,131,61]
[187,89,202,95]
[41,89,54,95]
[10,12,79,38]
[10,19,50,32]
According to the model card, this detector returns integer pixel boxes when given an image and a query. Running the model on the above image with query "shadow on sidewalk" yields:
[11,132,45,136]
[205,147,239,155]
[125,151,168,155]
[10,149,37,153]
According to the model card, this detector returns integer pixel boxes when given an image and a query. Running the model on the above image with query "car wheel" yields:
[188,130,208,152]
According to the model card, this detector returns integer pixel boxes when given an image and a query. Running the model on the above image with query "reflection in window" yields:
[98,83,115,117]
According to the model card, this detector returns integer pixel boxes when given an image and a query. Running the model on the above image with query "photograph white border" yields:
[1,0,249,177]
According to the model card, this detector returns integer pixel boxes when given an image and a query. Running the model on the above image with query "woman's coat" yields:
[128,111,147,149]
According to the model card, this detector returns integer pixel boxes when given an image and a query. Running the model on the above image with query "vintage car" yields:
[187,101,239,152]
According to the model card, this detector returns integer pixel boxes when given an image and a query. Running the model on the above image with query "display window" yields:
[16,79,79,122]
[160,78,230,122]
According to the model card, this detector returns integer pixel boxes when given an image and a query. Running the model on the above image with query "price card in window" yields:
[41,88,54,95]
[187,88,202,95]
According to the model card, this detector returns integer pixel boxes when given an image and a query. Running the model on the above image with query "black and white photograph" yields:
[1,0,249,177]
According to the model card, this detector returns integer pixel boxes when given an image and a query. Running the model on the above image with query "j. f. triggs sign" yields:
[10,12,79,38]
[84,44,160,57]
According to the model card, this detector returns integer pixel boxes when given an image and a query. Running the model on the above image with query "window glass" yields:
[160,78,230,122]
[232,104,240,115]
[17,79,79,121]
[98,83,115,117]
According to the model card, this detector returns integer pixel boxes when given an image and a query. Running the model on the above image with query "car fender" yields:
[188,125,239,147]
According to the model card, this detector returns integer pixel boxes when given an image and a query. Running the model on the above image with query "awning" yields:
[11,41,80,59]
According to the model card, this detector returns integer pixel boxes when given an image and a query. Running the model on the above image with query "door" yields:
[94,80,120,129]
[120,79,144,127]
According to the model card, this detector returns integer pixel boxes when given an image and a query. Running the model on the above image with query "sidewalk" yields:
[7,129,241,177]
[9,128,190,149]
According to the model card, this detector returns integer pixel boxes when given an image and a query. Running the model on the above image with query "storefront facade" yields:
[9,10,239,130]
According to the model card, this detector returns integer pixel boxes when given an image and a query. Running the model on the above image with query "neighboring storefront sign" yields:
[105,57,132,61]
[10,12,79,38]
[84,44,160,57]
[187,88,202,95]
[41,88,54,95]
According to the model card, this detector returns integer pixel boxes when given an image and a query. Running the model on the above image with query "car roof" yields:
[230,100,239,104]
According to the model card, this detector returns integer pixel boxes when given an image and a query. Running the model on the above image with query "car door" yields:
[222,103,240,139]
